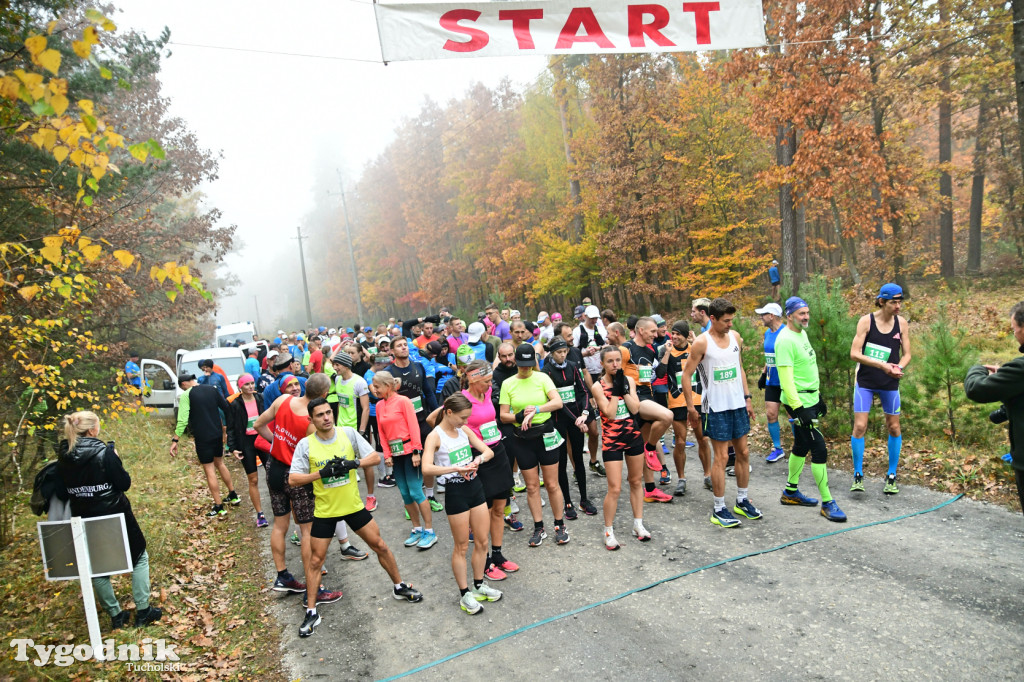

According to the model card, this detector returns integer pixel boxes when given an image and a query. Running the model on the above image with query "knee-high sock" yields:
[786,454,806,489]
[767,420,782,449]
[811,462,832,502]
[851,436,865,475]
[887,435,902,476]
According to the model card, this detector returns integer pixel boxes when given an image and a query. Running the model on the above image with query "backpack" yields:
[30,461,67,516]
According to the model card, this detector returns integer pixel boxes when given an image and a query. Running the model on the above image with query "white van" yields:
[141,346,246,416]
[215,321,256,349]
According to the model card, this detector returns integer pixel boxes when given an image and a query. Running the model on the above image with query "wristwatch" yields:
[171,436,179,443]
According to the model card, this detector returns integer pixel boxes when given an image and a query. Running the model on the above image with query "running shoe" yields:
[604,529,620,551]
[256,512,268,528]
[820,500,848,522]
[564,503,578,521]
[472,583,503,602]
[393,582,423,603]
[321,566,328,576]
[710,507,741,528]
[271,574,306,593]
[468,530,474,543]
[496,558,520,573]
[417,530,438,550]
[766,447,785,463]
[428,496,443,512]
[780,488,819,506]
[504,514,524,532]
[632,524,652,542]
[725,466,735,477]
[553,525,570,545]
[226,491,241,506]
[662,442,671,455]
[685,441,696,447]
[659,468,671,485]
[644,487,673,503]
[298,610,321,638]
[579,498,598,515]
[850,474,865,492]
[733,499,763,520]
[207,505,226,518]
[510,495,520,514]
[484,563,507,581]
[528,527,546,547]
[435,481,446,494]
[703,476,713,490]
[541,496,546,507]
[303,587,343,607]
[290,531,301,546]
[883,475,899,495]
[590,461,607,477]
[674,479,687,497]
[1002,452,1013,463]
[377,474,396,488]
[404,529,423,547]
[340,545,368,561]
[538,473,544,486]
[460,591,483,615]
[513,473,526,492]
[643,446,661,472]
[365,495,377,512]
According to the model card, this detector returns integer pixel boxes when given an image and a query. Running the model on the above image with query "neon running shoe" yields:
[472,583,503,602]
[766,447,785,463]
[604,529,620,551]
[850,474,865,492]
[659,468,671,485]
[820,500,848,522]
[484,563,507,581]
[710,507,741,528]
[780,488,818,506]
[393,582,423,603]
[404,508,410,520]
[428,496,443,512]
[417,530,438,550]
[226,491,241,506]
[632,524,651,542]
[513,474,526,492]
[504,514,524,532]
[528,527,546,547]
[883,475,900,495]
[644,487,673,503]
[290,531,301,546]
[256,512,268,528]
[733,499,763,520]
[365,495,377,512]
[496,558,520,573]
[643,446,661,472]
[590,461,607,477]
[404,529,423,547]
[207,505,227,518]
[460,591,483,615]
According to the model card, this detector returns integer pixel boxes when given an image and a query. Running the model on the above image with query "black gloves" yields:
[611,370,627,397]
[321,457,358,479]
[795,406,818,428]
[757,370,767,390]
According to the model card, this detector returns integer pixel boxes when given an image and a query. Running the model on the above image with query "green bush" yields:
[732,312,767,387]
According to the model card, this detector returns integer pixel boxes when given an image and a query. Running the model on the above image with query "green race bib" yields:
[321,469,353,489]
[246,416,256,430]
[449,444,472,466]
[557,385,575,403]
[638,365,653,383]
[765,352,776,367]
[864,342,891,362]
[368,347,377,355]
[479,421,500,444]
[614,400,629,420]
[388,439,404,455]
[675,371,683,387]
[339,393,353,408]
[543,430,565,451]
[411,395,423,413]
[713,365,738,383]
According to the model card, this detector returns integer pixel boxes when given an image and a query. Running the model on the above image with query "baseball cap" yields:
[514,343,536,367]
[272,337,281,345]
[771,259,778,265]
[536,311,549,324]
[754,302,783,316]
[267,350,279,361]
[456,344,474,365]
[364,326,372,333]
[784,297,809,316]
[376,335,390,345]
[877,283,904,300]
[651,314,666,327]
[272,353,294,370]
[176,371,196,387]
[573,305,585,318]
[467,321,485,343]
[584,305,600,319]
[424,340,446,358]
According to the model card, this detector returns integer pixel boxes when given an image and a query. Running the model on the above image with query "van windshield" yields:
[181,357,245,377]
[217,332,254,347]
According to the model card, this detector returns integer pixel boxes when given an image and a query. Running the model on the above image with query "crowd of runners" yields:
[169,288,915,637]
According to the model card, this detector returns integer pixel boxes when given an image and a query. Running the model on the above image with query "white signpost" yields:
[37,514,132,661]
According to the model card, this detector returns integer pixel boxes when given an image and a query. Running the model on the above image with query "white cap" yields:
[267,350,279,360]
[467,321,485,343]
[536,311,549,323]
[376,335,390,345]
[584,305,600,319]
[754,302,783,316]
[328,327,337,334]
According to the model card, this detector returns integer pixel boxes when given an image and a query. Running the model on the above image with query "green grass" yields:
[0,412,286,680]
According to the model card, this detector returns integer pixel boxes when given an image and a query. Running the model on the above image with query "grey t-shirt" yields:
[290,426,375,475]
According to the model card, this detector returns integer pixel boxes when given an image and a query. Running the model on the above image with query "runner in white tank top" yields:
[696,330,746,413]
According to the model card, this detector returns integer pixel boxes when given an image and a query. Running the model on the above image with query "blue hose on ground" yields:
[378,493,964,682]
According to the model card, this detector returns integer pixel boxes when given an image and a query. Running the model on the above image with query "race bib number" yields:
[339,393,353,409]
[713,365,738,383]
[479,421,501,444]
[411,395,423,413]
[614,400,629,420]
[246,416,257,430]
[557,385,575,403]
[675,371,683,387]
[388,439,404,455]
[449,444,472,466]
[368,347,377,355]
[543,430,565,451]
[765,352,776,367]
[864,342,891,362]
[321,461,354,489]
[638,365,653,383]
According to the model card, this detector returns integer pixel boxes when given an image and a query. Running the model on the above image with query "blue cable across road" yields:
[377,493,964,682]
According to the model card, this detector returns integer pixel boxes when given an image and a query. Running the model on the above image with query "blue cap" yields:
[346,327,354,334]
[364,326,372,333]
[318,326,326,333]
[273,336,281,344]
[784,297,809,315]
[296,332,304,340]
[877,283,903,300]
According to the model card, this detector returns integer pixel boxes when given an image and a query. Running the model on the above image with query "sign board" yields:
[374,0,767,62]
[38,513,132,581]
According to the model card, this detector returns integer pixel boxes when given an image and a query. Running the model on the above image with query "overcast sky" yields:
[113,0,547,327]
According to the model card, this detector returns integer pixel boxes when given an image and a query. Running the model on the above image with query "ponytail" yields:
[64,410,99,451]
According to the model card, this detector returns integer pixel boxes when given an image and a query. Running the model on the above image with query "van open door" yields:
[141,358,180,417]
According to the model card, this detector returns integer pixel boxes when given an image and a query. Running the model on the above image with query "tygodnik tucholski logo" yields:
[10,637,181,670]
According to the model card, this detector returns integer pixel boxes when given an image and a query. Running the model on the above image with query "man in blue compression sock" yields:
[755,302,786,463]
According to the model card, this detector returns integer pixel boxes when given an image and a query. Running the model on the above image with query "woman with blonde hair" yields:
[57,411,162,628]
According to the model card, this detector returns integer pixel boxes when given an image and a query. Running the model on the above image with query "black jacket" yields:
[226,393,265,452]
[542,359,591,422]
[57,437,147,564]
[965,352,1024,472]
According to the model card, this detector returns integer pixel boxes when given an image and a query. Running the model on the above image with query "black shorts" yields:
[764,385,782,404]
[671,407,688,423]
[636,388,656,425]
[196,439,224,465]
[310,508,373,538]
[506,424,562,470]
[443,476,487,515]
[267,458,315,523]
[238,434,260,474]
[476,441,514,502]
[602,438,645,462]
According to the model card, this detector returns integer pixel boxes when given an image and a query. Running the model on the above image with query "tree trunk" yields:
[551,57,585,241]
[777,123,796,287]
[938,0,955,280]
[1013,0,1024,191]
[967,100,988,274]
[831,198,861,284]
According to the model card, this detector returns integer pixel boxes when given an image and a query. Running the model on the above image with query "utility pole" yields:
[294,225,314,328]
[252,295,263,332]
[333,169,365,329]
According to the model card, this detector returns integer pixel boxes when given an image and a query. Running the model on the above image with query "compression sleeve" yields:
[175,389,191,437]
[777,365,801,409]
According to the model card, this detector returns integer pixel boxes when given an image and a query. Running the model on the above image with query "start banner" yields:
[373,0,767,62]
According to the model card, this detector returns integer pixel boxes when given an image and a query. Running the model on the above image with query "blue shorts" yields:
[853,384,901,415]
[702,407,750,442]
